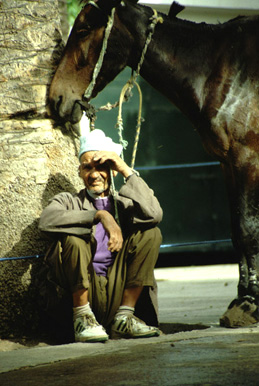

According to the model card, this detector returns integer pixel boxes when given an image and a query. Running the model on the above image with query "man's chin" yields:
[89,188,104,194]
[88,187,109,196]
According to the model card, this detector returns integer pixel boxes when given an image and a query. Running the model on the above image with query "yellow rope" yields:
[130,80,142,169]
[116,80,133,158]
[116,76,142,170]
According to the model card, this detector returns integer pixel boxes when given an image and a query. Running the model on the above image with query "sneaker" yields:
[74,314,109,343]
[111,313,160,339]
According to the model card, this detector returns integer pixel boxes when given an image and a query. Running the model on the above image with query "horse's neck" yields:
[135,18,215,126]
[118,3,215,126]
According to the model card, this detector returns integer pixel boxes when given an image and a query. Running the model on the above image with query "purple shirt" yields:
[91,195,115,276]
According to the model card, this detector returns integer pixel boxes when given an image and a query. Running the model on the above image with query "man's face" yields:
[79,151,111,196]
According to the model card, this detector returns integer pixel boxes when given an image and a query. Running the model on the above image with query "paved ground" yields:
[1,264,259,386]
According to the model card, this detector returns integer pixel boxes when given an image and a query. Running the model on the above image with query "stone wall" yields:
[0,0,82,338]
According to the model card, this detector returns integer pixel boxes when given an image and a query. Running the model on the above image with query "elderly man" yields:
[39,129,163,342]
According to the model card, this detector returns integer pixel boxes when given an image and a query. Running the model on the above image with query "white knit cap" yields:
[79,129,123,159]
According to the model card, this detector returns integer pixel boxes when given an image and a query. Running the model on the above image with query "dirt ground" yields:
[1,265,259,386]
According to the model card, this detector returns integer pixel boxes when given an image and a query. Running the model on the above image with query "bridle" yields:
[83,2,116,100]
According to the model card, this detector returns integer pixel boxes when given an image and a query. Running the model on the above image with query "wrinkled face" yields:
[79,151,111,196]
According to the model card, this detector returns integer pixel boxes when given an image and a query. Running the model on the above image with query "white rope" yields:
[84,8,115,100]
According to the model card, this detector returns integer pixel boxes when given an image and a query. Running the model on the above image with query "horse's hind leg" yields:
[237,254,249,297]
[247,253,259,297]
[233,239,259,298]
[222,164,259,299]
[237,250,259,298]
[233,210,259,299]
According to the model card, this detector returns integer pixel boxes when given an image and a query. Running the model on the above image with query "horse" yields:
[49,0,259,305]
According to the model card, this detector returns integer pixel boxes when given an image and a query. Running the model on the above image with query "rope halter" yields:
[83,4,163,103]
[84,7,115,100]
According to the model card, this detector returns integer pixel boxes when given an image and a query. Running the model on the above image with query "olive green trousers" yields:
[45,227,162,328]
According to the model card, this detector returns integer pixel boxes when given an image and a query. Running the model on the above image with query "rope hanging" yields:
[115,8,163,169]
[116,77,143,169]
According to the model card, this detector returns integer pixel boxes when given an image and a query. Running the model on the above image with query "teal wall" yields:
[91,68,232,254]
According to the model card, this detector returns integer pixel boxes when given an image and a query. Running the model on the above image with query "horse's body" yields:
[49,0,259,299]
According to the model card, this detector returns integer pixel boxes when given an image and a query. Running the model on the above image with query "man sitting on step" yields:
[39,129,163,342]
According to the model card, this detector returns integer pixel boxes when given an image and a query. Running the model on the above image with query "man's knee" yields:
[146,227,162,246]
[60,235,93,264]
[62,235,86,249]
[131,227,162,249]
[125,228,162,261]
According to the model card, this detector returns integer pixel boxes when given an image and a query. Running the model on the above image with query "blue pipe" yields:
[160,239,232,249]
[0,254,44,262]
[136,161,220,171]
[1,238,232,261]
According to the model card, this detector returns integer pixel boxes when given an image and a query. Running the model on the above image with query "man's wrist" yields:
[125,169,140,181]
[121,166,134,179]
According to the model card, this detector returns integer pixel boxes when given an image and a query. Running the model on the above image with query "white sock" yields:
[73,302,92,320]
[116,305,135,316]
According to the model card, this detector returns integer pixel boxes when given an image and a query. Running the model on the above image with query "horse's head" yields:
[49,0,141,123]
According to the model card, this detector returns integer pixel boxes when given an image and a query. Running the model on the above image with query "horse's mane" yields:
[77,0,255,46]
[79,0,138,4]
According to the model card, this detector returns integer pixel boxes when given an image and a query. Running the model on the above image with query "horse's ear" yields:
[168,1,185,18]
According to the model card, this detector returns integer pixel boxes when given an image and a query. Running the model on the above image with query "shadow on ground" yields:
[160,322,209,334]
[0,322,210,352]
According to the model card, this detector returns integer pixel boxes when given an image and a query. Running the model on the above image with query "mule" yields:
[49,0,259,301]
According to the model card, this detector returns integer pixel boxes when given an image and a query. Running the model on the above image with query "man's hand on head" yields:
[92,151,133,179]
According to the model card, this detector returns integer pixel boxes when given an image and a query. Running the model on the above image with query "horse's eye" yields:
[76,29,90,39]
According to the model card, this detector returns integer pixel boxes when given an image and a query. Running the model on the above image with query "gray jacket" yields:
[39,174,163,238]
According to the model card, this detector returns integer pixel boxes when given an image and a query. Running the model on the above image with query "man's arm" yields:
[94,210,123,252]
[119,174,163,225]
[39,192,97,237]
